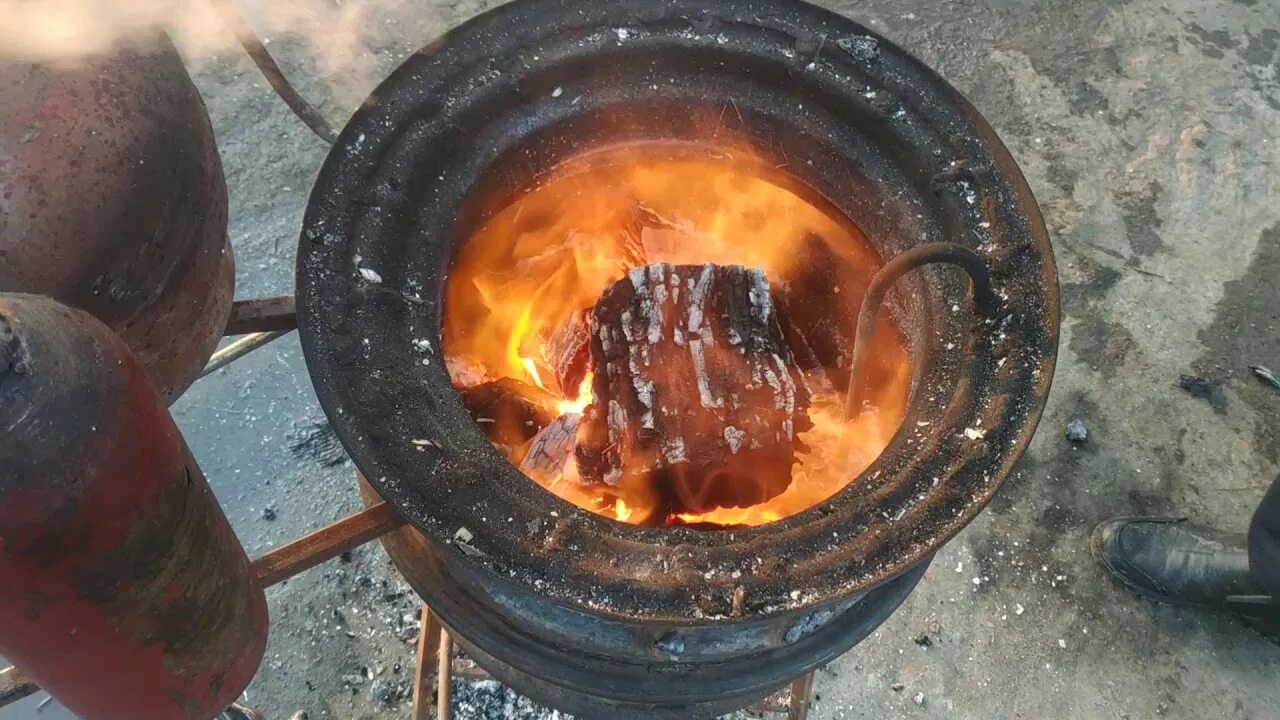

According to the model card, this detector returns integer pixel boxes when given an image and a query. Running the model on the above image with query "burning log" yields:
[519,413,580,482]
[544,308,591,396]
[459,378,557,450]
[575,263,812,517]
[774,233,871,391]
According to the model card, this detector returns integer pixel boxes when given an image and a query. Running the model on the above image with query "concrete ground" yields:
[4,0,1278,718]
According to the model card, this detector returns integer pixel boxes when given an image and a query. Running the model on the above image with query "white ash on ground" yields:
[450,680,761,720]
[451,681,568,720]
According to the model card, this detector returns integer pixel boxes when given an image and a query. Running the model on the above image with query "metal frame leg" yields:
[412,604,442,720]
[437,629,454,720]
[787,671,816,720]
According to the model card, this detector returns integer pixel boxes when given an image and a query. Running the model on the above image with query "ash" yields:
[451,680,760,720]
[451,680,570,720]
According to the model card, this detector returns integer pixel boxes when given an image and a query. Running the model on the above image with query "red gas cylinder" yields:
[0,33,234,403]
[0,294,267,720]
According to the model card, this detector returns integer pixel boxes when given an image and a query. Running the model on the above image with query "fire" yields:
[444,141,910,528]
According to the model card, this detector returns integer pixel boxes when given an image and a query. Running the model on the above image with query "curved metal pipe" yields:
[843,243,998,419]
[208,0,338,144]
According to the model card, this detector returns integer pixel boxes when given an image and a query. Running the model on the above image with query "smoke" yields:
[0,0,386,85]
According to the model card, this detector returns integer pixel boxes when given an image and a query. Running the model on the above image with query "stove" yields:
[296,0,1058,717]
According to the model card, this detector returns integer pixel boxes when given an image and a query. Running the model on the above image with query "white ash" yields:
[451,680,570,720]
[745,267,772,326]
[723,426,746,454]
[606,399,624,445]
[446,355,490,386]
[663,437,687,464]
[619,310,637,342]
[451,680,757,720]
[688,338,722,409]
[685,264,715,334]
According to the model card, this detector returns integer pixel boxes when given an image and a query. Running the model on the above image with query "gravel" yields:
[1065,419,1088,444]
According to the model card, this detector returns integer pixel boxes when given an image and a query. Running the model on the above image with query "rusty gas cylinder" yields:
[0,33,234,403]
[0,294,266,720]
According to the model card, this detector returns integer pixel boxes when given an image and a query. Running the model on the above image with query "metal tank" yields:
[0,33,233,402]
[0,293,267,720]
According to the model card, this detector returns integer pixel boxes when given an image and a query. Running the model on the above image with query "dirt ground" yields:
[4,0,1279,718]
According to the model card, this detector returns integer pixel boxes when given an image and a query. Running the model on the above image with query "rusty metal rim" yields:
[296,0,1059,621]
[368,471,932,717]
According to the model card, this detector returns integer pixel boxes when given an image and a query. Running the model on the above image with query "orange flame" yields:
[444,141,910,528]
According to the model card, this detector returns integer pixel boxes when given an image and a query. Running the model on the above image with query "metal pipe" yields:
[207,0,338,144]
[225,296,297,336]
[412,605,442,720]
[251,502,406,588]
[437,630,454,720]
[786,672,816,720]
[201,329,292,377]
[843,243,998,419]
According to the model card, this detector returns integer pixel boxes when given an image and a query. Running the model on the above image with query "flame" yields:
[559,375,593,416]
[444,141,910,528]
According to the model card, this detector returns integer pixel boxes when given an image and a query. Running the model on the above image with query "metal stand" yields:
[416,611,815,720]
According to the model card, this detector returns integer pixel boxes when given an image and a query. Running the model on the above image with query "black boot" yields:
[1092,517,1279,634]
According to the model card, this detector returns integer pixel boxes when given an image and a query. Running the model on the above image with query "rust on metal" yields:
[2,498,408,712]
[297,0,1058,632]
[412,604,442,720]
[0,294,267,720]
[786,672,816,720]
[298,2,1057,715]
[225,296,297,335]
[0,34,233,402]
[437,629,454,720]
[250,502,405,587]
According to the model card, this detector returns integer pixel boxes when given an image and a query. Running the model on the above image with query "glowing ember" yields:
[444,141,910,528]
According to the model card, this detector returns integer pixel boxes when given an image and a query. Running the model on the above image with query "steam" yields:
[0,0,384,87]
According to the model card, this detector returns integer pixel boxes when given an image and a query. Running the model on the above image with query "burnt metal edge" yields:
[296,0,1059,622]
[360,476,930,718]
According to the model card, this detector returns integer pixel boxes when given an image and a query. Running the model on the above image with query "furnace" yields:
[295,0,1059,717]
